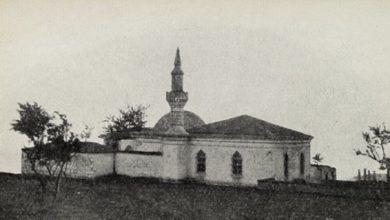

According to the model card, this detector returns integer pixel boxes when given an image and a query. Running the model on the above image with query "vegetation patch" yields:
[1,173,390,219]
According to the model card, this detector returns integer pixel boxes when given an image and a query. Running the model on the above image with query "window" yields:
[284,153,289,179]
[232,151,242,175]
[300,153,305,175]
[196,150,206,173]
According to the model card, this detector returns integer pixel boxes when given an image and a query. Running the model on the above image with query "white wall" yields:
[116,137,164,178]
[186,138,311,186]
[132,136,312,186]
[66,153,114,178]
[22,152,114,179]
[161,139,190,180]
[116,137,189,181]
[21,135,312,186]
[116,152,163,178]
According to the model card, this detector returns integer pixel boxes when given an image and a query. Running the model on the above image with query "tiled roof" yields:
[187,115,312,141]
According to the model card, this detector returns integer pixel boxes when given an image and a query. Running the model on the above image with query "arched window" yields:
[300,153,305,175]
[284,153,289,179]
[232,151,242,175]
[196,150,206,173]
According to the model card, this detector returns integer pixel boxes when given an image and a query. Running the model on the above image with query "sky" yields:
[1,0,390,180]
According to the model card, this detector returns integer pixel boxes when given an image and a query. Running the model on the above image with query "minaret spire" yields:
[171,47,184,91]
[174,47,181,66]
[166,48,189,135]
[171,47,184,81]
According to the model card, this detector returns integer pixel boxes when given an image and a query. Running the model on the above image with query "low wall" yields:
[310,165,336,183]
[22,152,114,179]
[65,153,114,178]
[115,152,163,178]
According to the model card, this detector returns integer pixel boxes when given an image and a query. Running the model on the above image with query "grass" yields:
[1,172,390,219]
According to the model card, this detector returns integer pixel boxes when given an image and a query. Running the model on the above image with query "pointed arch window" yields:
[284,153,289,179]
[232,151,243,175]
[300,153,305,175]
[196,150,206,173]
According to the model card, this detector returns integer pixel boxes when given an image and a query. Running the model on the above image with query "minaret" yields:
[166,48,189,135]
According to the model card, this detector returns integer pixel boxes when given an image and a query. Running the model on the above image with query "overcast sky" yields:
[1,0,390,179]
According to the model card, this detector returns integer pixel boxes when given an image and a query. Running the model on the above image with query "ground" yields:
[0,173,389,219]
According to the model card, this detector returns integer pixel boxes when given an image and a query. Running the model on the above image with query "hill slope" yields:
[0,173,389,219]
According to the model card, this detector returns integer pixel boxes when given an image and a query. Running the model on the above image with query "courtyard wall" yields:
[22,151,114,179]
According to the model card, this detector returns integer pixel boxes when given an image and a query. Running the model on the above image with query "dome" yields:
[153,111,205,133]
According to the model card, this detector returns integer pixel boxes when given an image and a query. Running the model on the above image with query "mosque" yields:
[22,49,336,186]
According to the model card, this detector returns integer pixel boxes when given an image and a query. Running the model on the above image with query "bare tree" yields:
[355,124,390,182]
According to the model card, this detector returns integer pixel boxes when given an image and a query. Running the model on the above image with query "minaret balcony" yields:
[166,91,188,110]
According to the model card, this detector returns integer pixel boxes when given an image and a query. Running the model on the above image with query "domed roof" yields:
[153,111,205,133]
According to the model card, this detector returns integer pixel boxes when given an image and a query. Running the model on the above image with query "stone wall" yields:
[22,151,114,179]
[310,165,336,183]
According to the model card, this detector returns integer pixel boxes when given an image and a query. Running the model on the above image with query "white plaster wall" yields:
[22,136,313,186]
[22,151,114,179]
[116,136,312,185]
[162,143,181,180]
[65,153,114,178]
[187,139,311,186]
[116,153,163,178]
[159,137,194,181]
[275,144,311,181]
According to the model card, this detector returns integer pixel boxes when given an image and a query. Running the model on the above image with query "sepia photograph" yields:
[1,0,390,219]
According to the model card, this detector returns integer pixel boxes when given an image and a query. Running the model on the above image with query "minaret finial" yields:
[174,47,181,66]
